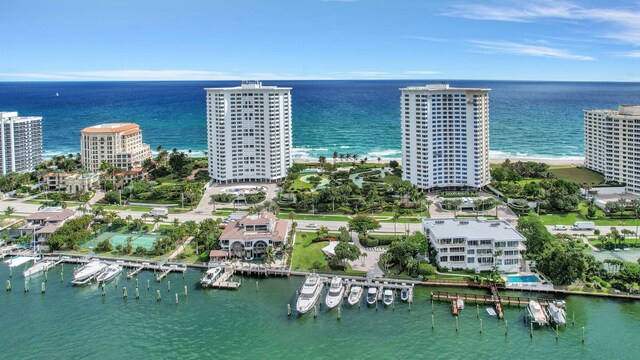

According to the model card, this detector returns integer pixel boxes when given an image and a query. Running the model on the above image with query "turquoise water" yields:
[83,233,157,250]
[507,275,540,283]
[2,81,640,160]
[1,263,639,359]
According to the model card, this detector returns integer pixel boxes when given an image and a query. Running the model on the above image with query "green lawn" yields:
[538,211,639,226]
[291,231,343,271]
[548,166,605,185]
[382,175,402,185]
[24,199,82,206]
[212,210,233,216]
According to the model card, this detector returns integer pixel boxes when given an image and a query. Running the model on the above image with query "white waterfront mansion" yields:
[423,218,526,273]
[400,84,490,191]
[205,81,292,183]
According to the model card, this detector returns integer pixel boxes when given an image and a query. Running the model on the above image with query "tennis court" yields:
[592,249,640,263]
[83,232,158,250]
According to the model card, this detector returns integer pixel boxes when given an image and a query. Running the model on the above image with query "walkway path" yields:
[168,236,193,261]
[348,233,384,278]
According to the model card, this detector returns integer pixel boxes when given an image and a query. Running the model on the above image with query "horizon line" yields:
[1,78,639,83]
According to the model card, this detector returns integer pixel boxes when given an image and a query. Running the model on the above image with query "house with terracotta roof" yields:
[219,212,289,259]
[19,207,76,243]
[43,171,99,193]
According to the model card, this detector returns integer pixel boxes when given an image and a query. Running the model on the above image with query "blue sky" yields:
[1,0,639,81]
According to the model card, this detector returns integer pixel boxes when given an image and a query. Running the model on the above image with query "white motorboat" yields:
[400,287,409,302]
[347,286,363,306]
[366,287,378,305]
[23,260,54,277]
[200,267,223,287]
[296,274,324,314]
[325,277,345,309]
[528,300,549,326]
[547,303,567,326]
[96,263,122,283]
[6,256,36,268]
[382,289,394,306]
[73,260,107,284]
[456,298,465,310]
[486,308,497,317]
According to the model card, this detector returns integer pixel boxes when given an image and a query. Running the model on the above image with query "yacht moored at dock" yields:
[547,303,567,326]
[527,300,549,326]
[23,260,54,277]
[366,287,377,305]
[347,286,363,306]
[6,256,36,268]
[96,263,122,283]
[325,277,344,309]
[72,260,107,285]
[296,274,324,314]
[200,267,223,287]
[382,289,394,306]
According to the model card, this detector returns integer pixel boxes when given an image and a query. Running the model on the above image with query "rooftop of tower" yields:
[205,80,291,92]
[400,83,490,92]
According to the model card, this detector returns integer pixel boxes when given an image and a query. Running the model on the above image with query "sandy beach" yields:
[294,156,584,166]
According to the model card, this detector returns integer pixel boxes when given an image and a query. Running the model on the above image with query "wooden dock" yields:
[431,291,553,314]
[209,267,241,290]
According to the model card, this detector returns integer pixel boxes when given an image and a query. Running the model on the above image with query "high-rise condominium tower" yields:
[205,81,292,183]
[80,123,152,172]
[0,112,43,175]
[400,84,490,191]
[584,105,640,194]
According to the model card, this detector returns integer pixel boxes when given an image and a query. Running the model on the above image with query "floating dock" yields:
[209,267,241,290]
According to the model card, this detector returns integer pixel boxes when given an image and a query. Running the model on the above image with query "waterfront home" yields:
[19,207,75,243]
[423,217,526,273]
[219,212,289,259]
[44,172,99,194]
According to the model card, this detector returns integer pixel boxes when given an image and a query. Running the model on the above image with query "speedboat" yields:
[486,308,497,317]
[200,267,223,287]
[528,300,549,326]
[400,287,409,302]
[6,256,36,268]
[73,260,107,284]
[382,289,394,306]
[23,260,54,277]
[547,303,567,326]
[366,287,378,305]
[96,263,122,283]
[296,274,324,314]
[325,277,344,309]
[347,286,363,306]
[456,298,465,310]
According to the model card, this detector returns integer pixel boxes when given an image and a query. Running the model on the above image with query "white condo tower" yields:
[205,81,292,183]
[400,84,490,191]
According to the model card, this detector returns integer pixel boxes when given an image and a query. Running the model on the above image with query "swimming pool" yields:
[299,169,317,174]
[507,275,540,283]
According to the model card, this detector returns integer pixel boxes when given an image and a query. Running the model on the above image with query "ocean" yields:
[1,80,640,160]
[1,265,639,359]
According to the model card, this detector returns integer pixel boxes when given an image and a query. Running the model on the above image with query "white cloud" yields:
[469,40,595,60]
[444,1,640,46]
[403,71,441,75]
[616,51,640,58]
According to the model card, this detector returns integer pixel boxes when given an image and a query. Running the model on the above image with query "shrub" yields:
[417,261,436,276]
[135,246,147,255]
[95,239,112,252]
[363,238,379,247]
[193,170,210,181]
[245,191,266,204]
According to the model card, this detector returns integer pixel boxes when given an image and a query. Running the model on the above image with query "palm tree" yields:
[392,210,401,240]
[4,206,16,217]
[451,199,462,217]
[39,192,66,209]
[473,198,484,217]
[263,247,275,264]
[332,151,338,164]
[288,211,296,221]
[360,252,368,266]
[339,153,345,162]
[153,214,168,231]
[631,199,640,246]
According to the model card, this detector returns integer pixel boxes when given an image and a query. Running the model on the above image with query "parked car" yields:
[554,225,568,231]
[308,223,318,228]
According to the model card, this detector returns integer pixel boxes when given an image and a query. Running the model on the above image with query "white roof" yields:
[423,218,525,241]
[205,80,291,92]
[401,83,490,92]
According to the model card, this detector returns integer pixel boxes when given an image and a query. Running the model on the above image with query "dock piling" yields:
[479,318,483,333]
[135,287,140,300]
[431,314,435,330]
[136,278,139,288]
[582,327,585,344]
[24,280,29,293]
[256,281,259,292]
[337,305,342,320]
[147,279,150,290]
[184,285,188,297]
[455,316,459,332]
[175,293,179,304]
[287,304,291,317]
[555,325,559,341]
[45,270,48,282]
[167,280,171,292]
[41,282,45,294]
[313,305,318,319]
[505,320,508,336]
[115,277,118,288]
[60,270,63,282]
[156,289,161,302]
[476,304,479,319]
[6,280,11,292]
[572,311,575,326]
[123,287,128,299]
[101,282,105,297]
[9,267,12,278]
[530,322,533,338]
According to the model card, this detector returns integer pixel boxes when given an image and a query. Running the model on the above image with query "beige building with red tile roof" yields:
[19,207,76,243]
[219,212,289,259]
[81,123,151,172]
